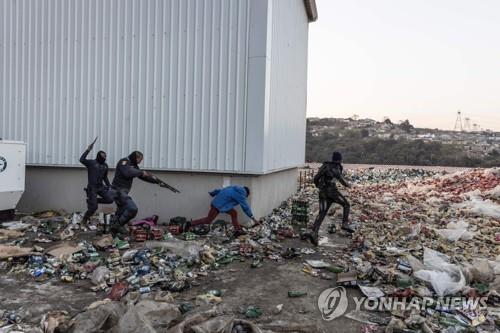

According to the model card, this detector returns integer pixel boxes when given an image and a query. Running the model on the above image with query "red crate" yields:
[150,227,164,240]
[130,226,148,242]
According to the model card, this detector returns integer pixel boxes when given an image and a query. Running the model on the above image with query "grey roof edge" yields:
[304,0,318,22]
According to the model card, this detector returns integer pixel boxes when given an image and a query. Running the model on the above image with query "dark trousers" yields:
[312,188,350,234]
[192,205,242,230]
[83,187,115,220]
[113,191,138,226]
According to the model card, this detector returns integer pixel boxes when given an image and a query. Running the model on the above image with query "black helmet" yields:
[332,151,342,163]
[128,151,144,165]
[96,151,107,164]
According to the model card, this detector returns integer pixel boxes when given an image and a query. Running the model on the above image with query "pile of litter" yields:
[0,191,316,332]
[309,167,500,332]
[1,167,499,332]
[346,168,439,185]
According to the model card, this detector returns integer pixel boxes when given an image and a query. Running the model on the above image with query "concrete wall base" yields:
[18,167,298,226]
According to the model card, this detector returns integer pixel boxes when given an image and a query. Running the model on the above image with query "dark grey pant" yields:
[113,191,138,226]
[83,187,115,221]
[312,188,350,234]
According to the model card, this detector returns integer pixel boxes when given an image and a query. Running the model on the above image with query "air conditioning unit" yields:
[0,140,26,219]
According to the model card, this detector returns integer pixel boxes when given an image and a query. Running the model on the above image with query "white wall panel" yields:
[1,0,312,174]
[1,0,251,172]
[264,0,309,172]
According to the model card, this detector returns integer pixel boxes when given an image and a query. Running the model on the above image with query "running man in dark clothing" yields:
[110,151,159,235]
[79,140,114,224]
[308,151,352,246]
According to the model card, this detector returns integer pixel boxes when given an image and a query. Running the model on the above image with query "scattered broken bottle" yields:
[288,291,307,297]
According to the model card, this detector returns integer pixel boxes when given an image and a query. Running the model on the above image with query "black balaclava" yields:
[244,186,251,197]
[332,151,342,163]
[96,151,107,164]
[128,151,143,166]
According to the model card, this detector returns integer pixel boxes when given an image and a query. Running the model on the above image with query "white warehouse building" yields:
[0,0,317,222]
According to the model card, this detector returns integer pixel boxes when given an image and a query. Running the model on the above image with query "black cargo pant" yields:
[83,186,115,221]
[113,190,138,226]
[312,186,350,234]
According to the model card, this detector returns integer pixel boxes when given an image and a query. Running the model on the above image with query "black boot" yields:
[233,229,247,238]
[81,212,92,226]
[309,232,319,247]
[183,220,192,233]
[110,223,128,237]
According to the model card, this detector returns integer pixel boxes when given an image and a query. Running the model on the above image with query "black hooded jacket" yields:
[79,150,110,190]
[112,155,157,193]
[313,162,349,191]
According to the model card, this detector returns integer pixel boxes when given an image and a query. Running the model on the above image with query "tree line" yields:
[306,128,500,168]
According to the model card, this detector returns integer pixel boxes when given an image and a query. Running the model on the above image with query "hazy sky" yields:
[307,0,500,131]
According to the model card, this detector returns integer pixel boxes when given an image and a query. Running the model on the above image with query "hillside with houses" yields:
[306,117,500,167]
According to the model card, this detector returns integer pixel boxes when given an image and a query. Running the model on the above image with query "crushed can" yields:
[61,275,74,283]
[139,286,151,294]
[396,258,412,273]
[33,267,46,278]
[136,265,151,276]
[28,255,44,267]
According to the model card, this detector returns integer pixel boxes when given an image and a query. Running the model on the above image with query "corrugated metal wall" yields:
[264,0,308,172]
[0,0,251,172]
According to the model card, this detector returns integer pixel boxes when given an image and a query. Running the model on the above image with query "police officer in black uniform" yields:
[110,151,159,235]
[309,151,352,246]
[79,141,114,224]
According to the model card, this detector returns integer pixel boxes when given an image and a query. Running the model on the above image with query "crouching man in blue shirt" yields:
[186,185,259,237]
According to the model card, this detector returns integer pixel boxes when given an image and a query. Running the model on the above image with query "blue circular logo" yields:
[0,156,6,173]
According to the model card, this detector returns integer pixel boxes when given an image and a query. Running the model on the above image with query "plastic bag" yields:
[464,259,495,283]
[413,248,465,296]
[41,310,69,333]
[145,239,201,258]
[91,266,110,285]
[410,223,421,236]
[435,220,477,242]
[67,301,127,333]
[454,195,500,218]
[436,229,467,242]
[406,254,425,272]
[491,257,500,275]
[167,308,262,333]
[116,300,180,333]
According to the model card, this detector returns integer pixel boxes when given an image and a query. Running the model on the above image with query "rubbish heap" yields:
[0,194,312,332]
[311,167,500,332]
[0,167,499,332]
